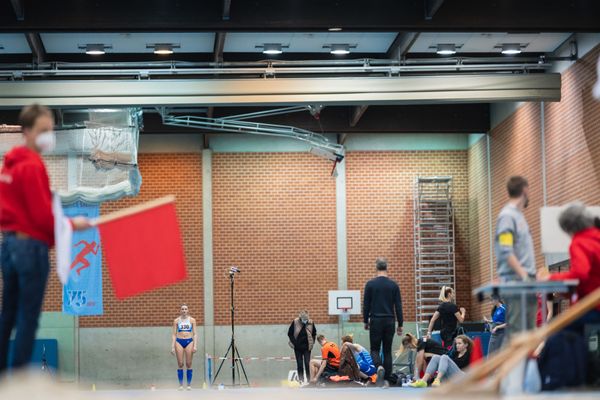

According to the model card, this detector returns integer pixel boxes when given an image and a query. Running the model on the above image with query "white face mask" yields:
[35,131,56,153]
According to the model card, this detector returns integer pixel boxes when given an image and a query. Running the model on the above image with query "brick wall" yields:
[468,44,600,321]
[467,138,492,319]
[7,44,600,329]
[0,152,203,327]
[80,153,203,327]
[212,153,338,325]
[345,151,470,323]
[490,103,543,272]
[546,45,600,205]
[478,103,544,319]
[41,156,69,312]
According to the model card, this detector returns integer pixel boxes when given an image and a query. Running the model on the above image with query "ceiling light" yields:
[153,44,173,55]
[328,27,343,32]
[80,44,110,55]
[260,43,283,55]
[146,43,180,55]
[327,44,352,55]
[436,43,456,55]
[501,43,522,55]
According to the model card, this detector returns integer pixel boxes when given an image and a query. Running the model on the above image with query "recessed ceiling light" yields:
[501,43,522,55]
[146,43,180,55]
[328,44,351,55]
[261,43,283,55]
[80,44,110,55]
[154,44,173,55]
[328,27,343,32]
[436,43,456,55]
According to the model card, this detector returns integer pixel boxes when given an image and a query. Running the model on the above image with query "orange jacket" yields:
[321,341,341,367]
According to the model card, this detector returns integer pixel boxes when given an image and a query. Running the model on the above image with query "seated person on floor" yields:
[339,335,377,381]
[310,334,341,383]
[410,335,473,388]
[400,333,446,379]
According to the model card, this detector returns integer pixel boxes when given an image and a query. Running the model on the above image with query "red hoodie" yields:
[0,146,54,246]
[549,227,600,311]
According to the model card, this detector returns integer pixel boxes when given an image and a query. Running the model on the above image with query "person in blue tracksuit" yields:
[341,335,377,379]
[484,294,506,355]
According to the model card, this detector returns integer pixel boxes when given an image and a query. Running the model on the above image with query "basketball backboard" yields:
[328,290,361,315]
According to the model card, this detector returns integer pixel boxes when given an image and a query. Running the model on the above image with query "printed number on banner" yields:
[68,290,88,307]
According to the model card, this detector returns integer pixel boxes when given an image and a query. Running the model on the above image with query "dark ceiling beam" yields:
[9,0,24,21]
[25,33,46,64]
[213,33,226,64]
[425,0,445,20]
[353,33,419,129]
[386,32,420,60]
[349,105,368,128]
[222,0,231,20]
[1,1,599,32]
[208,0,232,119]
[206,31,226,118]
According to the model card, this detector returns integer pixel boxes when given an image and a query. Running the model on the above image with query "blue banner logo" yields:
[62,203,103,316]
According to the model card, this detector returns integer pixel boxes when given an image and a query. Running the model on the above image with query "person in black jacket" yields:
[426,286,466,348]
[363,257,403,385]
[287,310,316,383]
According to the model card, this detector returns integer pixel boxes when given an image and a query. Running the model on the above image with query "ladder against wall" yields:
[413,176,456,336]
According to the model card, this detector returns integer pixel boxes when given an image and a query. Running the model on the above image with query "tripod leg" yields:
[234,344,250,386]
[212,341,233,384]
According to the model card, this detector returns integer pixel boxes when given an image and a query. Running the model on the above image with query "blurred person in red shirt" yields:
[538,202,600,334]
[0,104,90,374]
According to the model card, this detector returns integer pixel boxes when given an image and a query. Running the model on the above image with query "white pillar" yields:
[202,149,215,368]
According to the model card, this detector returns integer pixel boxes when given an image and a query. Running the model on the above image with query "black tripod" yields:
[213,269,250,387]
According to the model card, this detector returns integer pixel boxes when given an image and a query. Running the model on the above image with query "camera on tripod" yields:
[214,264,249,386]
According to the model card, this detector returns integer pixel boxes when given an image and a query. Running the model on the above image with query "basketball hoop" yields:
[340,307,350,322]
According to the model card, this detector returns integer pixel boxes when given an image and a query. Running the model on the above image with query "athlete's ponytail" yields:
[398,333,418,354]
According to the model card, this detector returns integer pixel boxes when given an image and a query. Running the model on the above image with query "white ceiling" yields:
[410,32,572,53]
[40,32,215,53]
[0,32,573,55]
[224,32,398,53]
[0,33,31,54]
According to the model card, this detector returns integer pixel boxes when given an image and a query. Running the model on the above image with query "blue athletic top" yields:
[177,318,193,332]
[354,346,376,376]
[492,304,506,324]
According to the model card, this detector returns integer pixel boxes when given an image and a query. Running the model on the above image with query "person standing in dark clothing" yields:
[363,257,403,385]
[426,286,466,348]
[287,310,316,383]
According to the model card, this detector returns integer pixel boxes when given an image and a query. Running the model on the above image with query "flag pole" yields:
[92,195,176,226]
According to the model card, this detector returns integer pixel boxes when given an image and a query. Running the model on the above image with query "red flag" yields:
[97,199,187,299]
[470,336,484,365]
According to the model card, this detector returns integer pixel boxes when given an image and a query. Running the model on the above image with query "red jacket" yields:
[549,227,600,311]
[0,146,54,246]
